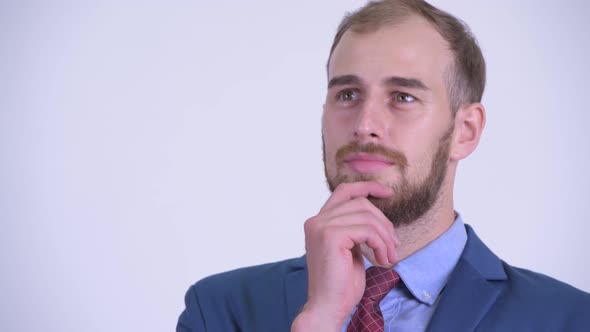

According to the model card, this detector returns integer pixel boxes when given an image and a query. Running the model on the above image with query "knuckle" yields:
[303,216,317,233]
[346,197,367,212]
[335,182,352,193]
[387,220,395,231]
[365,218,385,237]
[358,211,379,226]
[359,197,374,210]
[361,210,375,221]
[367,236,384,248]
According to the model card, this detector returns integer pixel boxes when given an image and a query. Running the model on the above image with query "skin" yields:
[292,15,486,331]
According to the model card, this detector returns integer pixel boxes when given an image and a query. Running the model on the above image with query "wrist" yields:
[291,304,345,332]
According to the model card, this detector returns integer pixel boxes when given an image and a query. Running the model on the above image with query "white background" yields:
[1,1,589,331]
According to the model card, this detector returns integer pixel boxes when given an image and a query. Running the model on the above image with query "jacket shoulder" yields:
[177,256,307,331]
[503,262,590,301]
[194,256,305,295]
[490,261,590,329]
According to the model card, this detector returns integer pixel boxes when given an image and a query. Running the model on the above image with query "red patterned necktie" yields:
[346,266,401,332]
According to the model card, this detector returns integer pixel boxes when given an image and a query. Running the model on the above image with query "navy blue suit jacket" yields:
[177,225,590,331]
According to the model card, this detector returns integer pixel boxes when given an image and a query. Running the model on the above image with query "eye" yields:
[336,89,360,102]
[394,92,416,103]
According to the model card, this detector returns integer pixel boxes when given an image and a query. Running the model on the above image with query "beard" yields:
[323,125,453,228]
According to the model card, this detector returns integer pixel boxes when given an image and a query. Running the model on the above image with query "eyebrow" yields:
[384,76,430,91]
[328,74,430,91]
[328,75,362,89]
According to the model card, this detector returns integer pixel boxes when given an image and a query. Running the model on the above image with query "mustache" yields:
[335,142,408,170]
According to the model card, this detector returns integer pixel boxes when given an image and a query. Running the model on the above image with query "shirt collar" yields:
[364,212,467,305]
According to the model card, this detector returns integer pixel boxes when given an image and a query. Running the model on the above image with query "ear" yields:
[450,102,486,161]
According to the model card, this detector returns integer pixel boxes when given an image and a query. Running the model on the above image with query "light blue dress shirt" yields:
[340,213,467,332]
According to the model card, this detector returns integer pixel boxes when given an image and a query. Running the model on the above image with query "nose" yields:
[353,98,387,142]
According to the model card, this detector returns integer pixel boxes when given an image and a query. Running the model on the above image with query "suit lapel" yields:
[284,256,308,327]
[426,225,507,332]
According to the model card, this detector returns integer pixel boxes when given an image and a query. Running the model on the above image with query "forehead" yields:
[328,16,453,86]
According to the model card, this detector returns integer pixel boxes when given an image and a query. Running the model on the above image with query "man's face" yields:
[322,17,456,227]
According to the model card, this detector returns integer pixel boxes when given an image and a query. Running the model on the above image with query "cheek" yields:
[322,142,338,169]
[408,143,440,178]
[323,108,354,136]
[322,122,345,157]
[321,138,341,177]
[394,142,428,178]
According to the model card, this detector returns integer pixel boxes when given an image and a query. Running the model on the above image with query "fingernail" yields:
[389,249,397,264]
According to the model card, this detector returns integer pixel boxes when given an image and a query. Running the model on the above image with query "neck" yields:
[394,201,456,261]
[362,184,456,267]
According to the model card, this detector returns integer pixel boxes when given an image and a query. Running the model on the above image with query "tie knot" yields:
[363,266,400,303]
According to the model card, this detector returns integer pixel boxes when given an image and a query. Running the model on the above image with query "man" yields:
[177,1,590,331]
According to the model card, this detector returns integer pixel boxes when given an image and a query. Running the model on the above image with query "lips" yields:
[343,153,395,174]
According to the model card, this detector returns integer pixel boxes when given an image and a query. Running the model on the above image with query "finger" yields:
[326,223,391,266]
[320,198,398,262]
[320,181,393,213]
[319,213,395,266]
